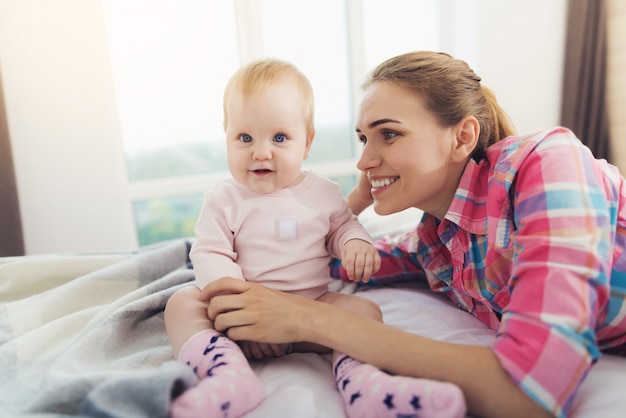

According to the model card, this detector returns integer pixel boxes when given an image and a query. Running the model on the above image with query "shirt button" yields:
[455,266,461,272]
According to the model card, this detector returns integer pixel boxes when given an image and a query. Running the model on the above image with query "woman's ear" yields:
[451,116,479,162]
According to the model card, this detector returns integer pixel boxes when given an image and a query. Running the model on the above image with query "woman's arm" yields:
[203,278,552,418]
[346,171,374,216]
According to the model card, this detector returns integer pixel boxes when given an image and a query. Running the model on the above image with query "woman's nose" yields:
[356,143,379,171]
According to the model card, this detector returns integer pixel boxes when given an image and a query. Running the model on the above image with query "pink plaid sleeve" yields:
[329,228,428,284]
[490,129,612,416]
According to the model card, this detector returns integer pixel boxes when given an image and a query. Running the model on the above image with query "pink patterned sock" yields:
[171,330,264,418]
[334,355,466,418]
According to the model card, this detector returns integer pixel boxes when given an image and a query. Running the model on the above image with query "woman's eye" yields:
[274,133,287,143]
[358,135,367,145]
[239,134,252,143]
[382,130,397,140]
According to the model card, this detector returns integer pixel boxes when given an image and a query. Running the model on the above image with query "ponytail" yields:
[475,86,516,160]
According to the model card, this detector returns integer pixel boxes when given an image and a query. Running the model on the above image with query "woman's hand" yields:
[346,171,373,216]
[201,277,314,344]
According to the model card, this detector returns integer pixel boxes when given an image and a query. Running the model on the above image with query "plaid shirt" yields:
[331,127,626,417]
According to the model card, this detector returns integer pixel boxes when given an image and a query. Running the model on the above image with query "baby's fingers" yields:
[341,251,358,281]
[355,252,377,283]
[342,253,370,282]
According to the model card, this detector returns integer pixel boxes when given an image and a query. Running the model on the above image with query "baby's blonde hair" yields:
[223,58,315,134]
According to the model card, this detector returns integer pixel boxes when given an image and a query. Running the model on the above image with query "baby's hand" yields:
[341,239,381,283]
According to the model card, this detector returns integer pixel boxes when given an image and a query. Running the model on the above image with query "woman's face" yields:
[355,81,465,219]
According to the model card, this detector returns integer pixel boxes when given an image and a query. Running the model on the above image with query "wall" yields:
[0,0,136,254]
[475,0,567,135]
[0,0,567,255]
[0,71,24,256]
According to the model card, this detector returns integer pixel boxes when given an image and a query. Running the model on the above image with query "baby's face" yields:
[225,79,313,194]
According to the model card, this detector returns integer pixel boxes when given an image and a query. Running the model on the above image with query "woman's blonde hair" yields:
[362,51,515,160]
[223,58,315,134]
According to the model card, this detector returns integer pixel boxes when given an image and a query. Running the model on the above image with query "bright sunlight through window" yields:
[103,0,442,245]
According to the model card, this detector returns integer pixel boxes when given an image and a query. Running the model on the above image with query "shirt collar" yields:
[443,158,490,235]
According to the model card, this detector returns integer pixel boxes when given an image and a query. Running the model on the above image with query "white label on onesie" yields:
[276,219,297,240]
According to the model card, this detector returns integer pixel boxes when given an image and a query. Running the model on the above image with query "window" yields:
[103,0,443,246]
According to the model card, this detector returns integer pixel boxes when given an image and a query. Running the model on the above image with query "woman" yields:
[200,51,626,418]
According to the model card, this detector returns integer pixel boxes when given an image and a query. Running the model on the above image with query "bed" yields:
[2,211,626,418]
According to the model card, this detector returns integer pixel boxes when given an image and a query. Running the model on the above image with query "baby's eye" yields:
[239,134,252,143]
[274,133,287,143]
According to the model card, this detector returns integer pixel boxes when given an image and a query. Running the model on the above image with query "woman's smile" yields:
[368,175,399,201]
[369,176,399,189]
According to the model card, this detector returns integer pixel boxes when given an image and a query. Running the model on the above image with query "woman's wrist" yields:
[302,301,367,352]
[294,297,336,345]
[346,189,372,216]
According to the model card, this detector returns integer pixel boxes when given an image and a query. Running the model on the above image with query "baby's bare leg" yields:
[164,285,213,357]
[164,285,263,418]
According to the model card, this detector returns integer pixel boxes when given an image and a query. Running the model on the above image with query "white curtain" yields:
[607,0,626,172]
